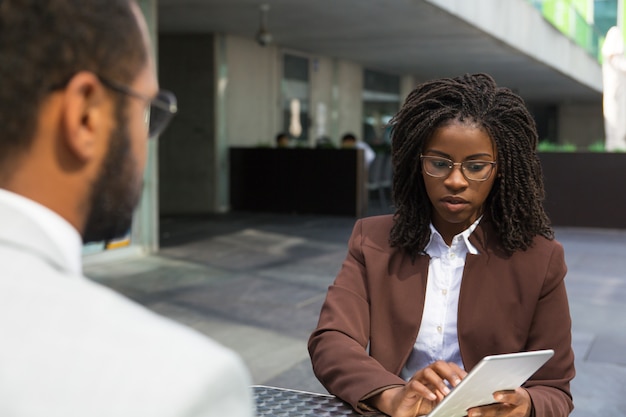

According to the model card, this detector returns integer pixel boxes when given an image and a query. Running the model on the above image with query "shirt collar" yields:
[425,217,481,257]
[0,188,83,275]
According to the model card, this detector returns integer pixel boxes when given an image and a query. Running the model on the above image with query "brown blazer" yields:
[308,215,575,416]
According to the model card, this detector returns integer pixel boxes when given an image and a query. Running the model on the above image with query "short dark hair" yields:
[389,73,553,256]
[0,0,147,166]
[341,133,357,143]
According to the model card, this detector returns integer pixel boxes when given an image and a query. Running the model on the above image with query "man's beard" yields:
[82,106,143,244]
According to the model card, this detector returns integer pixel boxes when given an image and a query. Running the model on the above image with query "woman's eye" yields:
[432,160,449,168]
[465,162,488,172]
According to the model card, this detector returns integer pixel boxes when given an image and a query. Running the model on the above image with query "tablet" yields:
[426,349,554,417]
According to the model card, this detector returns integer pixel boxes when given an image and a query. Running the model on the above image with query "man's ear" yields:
[61,71,110,162]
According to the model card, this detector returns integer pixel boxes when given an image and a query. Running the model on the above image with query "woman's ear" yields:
[60,71,110,162]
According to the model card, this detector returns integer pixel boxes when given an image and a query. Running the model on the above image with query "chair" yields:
[366,153,392,211]
[379,153,392,206]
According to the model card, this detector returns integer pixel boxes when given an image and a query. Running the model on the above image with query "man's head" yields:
[341,133,357,148]
[275,132,289,148]
[0,0,147,159]
[0,0,168,243]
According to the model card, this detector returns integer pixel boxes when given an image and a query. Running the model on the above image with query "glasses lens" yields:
[462,161,494,181]
[148,90,177,138]
[422,157,451,177]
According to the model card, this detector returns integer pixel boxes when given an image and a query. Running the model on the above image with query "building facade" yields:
[85,0,616,262]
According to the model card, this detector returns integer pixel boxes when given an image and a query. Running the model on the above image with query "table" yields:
[253,385,386,417]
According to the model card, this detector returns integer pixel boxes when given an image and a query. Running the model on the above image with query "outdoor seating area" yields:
[6,1,626,416]
[84,212,626,417]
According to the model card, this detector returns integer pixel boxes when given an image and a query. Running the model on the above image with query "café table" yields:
[253,385,386,417]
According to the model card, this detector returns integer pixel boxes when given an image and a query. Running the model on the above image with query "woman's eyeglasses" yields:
[420,155,496,182]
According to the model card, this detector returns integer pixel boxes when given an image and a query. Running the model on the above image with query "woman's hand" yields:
[408,360,467,403]
[466,387,532,417]
[370,361,467,417]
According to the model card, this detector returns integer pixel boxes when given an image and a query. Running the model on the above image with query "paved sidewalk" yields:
[85,212,626,417]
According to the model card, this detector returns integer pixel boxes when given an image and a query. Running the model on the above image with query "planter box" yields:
[539,152,626,229]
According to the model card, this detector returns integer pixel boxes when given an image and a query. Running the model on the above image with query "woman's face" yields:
[421,121,497,243]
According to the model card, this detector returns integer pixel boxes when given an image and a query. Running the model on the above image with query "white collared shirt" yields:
[400,219,480,380]
[0,188,82,276]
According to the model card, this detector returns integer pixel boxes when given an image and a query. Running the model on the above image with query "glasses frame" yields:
[96,75,177,139]
[420,154,497,182]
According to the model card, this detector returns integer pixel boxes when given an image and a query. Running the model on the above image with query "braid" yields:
[389,73,553,257]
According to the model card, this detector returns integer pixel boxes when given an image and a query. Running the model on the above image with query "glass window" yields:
[363,69,400,149]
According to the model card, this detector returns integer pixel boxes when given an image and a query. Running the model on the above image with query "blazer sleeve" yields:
[460,236,575,417]
[523,241,575,417]
[308,219,406,412]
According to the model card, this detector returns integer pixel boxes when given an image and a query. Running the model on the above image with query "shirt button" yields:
[449,253,456,259]
[442,289,448,295]
[437,326,442,333]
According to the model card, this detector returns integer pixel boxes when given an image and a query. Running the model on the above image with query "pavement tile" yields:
[586,335,626,366]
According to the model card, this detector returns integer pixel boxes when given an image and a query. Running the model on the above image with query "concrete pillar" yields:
[136,0,159,252]
[158,33,216,215]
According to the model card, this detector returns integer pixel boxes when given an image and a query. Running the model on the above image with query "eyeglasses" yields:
[97,75,177,138]
[420,155,496,182]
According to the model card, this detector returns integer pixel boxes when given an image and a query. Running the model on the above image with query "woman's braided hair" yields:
[389,73,554,257]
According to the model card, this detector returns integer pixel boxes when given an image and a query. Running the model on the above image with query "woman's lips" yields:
[440,196,469,212]
[442,196,468,204]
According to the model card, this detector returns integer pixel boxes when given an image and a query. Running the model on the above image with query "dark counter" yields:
[230,148,366,217]
[539,152,626,229]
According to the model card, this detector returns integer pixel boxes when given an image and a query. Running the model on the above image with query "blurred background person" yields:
[341,132,376,167]
[275,131,290,148]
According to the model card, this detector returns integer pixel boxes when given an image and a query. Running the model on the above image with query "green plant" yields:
[537,141,577,152]
[587,141,605,152]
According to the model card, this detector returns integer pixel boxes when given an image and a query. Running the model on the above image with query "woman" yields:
[308,74,575,417]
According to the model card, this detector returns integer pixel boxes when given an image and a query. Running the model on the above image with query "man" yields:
[0,1,254,416]
[275,132,290,148]
[341,132,376,167]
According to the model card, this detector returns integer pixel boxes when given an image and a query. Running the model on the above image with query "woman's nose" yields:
[443,165,469,189]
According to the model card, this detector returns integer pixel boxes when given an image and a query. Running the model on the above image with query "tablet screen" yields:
[426,349,554,417]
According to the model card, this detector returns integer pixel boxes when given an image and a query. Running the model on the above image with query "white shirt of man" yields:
[0,188,255,417]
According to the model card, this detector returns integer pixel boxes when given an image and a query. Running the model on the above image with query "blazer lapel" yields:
[457,220,503,369]
[387,250,430,374]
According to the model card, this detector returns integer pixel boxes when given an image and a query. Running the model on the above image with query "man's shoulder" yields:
[0,258,254,416]
[82,282,253,412]
[74,275,233,355]
[1,258,241,365]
